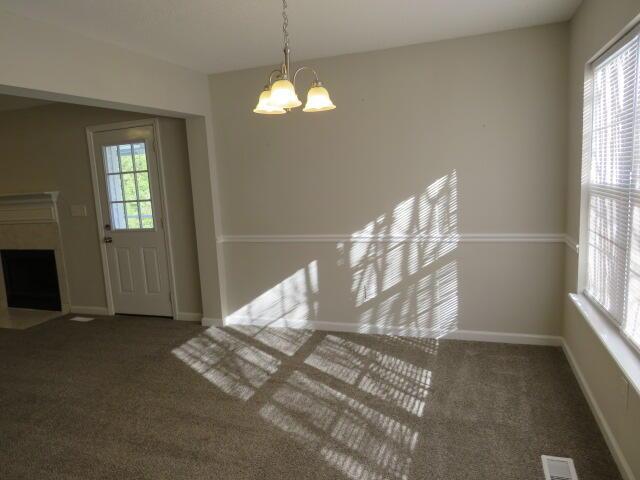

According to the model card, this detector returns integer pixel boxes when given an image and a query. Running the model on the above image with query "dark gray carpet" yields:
[0,315,621,479]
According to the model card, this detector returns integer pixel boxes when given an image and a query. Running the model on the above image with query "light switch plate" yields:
[70,205,87,217]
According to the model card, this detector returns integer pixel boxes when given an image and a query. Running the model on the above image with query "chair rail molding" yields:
[218,233,570,245]
[565,235,579,254]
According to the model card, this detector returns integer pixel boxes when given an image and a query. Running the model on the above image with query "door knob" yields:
[104,237,113,244]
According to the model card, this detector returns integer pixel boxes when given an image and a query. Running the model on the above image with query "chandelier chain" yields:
[253,0,335,114]
[282,0,289,50]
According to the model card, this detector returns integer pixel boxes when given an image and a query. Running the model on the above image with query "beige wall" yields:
[210,23,569,335]
[563,1,640,479]
[0,10,211,117]
[222,241,564,335]
[0,103,202,316]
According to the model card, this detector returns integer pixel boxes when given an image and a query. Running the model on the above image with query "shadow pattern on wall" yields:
[226,171,459,337]
[173,171,462,477]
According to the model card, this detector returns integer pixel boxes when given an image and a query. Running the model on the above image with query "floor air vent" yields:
[542,455,578,480]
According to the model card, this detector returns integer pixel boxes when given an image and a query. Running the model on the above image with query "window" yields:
[103,142,154,230]
[584,31,640,351]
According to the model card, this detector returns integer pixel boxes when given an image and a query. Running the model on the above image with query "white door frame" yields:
[86,118,179,319]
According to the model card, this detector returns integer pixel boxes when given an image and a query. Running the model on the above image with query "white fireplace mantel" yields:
[0,190,70,322]
[0,191,60,224]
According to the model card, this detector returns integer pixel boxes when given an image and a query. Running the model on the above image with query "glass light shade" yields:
[253,89,286,115]
[303,85,336,112]
[270,79,302,108]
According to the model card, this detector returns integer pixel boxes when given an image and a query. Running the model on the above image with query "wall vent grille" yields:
[542,455,579,480]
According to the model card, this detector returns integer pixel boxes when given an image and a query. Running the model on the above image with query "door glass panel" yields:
[140,201,154,228]
[136,172,150,200]
[107,174,123,202]
[133,143,147,171]
[118,144,134,172]
[121,173,137,201]
[102,141,155,230]
[125,202,141,229]
[105,146,120,173]
[111,203,126,230]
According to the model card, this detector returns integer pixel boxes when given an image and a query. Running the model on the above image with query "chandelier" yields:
[254,0,336,115]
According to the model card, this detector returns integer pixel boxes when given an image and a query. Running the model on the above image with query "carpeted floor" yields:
[0,314,622,479]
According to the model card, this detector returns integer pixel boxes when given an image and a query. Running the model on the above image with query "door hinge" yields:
[169,290,173,305]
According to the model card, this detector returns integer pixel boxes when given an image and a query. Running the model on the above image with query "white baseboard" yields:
[70,305,109,316]
[201,317,223,327]
[562,339,636,480]
[220,315,562,346]
[175,312,202,322]
[445,329,562,346]
[69,308,203,321]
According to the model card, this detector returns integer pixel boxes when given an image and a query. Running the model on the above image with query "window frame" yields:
[578,22,640,356]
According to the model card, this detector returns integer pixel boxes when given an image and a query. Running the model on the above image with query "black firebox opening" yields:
[1,249,61,311]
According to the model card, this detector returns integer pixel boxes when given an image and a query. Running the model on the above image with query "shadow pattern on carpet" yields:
[0,315,621,479]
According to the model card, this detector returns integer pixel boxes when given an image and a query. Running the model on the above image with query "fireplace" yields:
[1,249,62,311]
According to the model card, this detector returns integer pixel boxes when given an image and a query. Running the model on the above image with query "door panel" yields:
[93,125,173,317]
[142,247,161,294]
[115,248,134,294]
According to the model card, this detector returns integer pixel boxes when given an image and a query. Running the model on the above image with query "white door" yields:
[92,126,173,317]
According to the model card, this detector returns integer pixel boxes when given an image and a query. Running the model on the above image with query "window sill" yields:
[569,293,640,395]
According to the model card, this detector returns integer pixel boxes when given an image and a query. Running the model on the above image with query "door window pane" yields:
[118,144,134,172]
[121,173,137,201]
[105,146,120,173]
[107,174,123,202]
[136,172,151,200]
[125,202,141,229]
[103,141,155,230]
[133,143,147,171]
[111,203,126,230]
[140,201,154,228]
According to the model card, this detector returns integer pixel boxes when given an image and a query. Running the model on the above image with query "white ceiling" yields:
[0,94,52,112]
[0,0,581,74]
